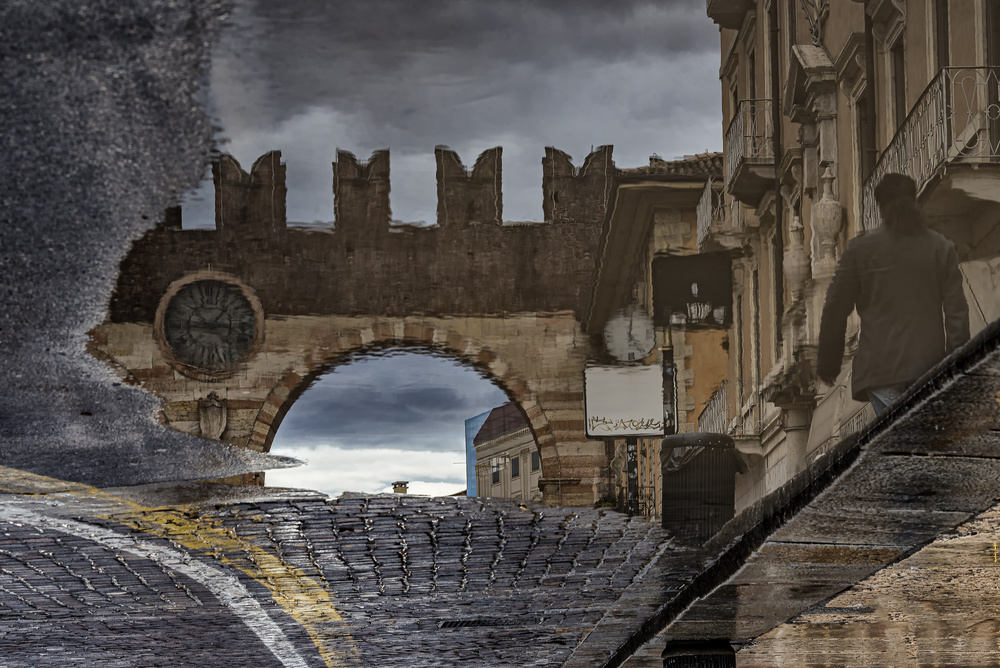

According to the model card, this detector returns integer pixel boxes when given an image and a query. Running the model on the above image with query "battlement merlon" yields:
[212,151,287,234]
[333,148,392,235]
[172,146,614,231]
[435,146,502,228]
[542,145,614,225]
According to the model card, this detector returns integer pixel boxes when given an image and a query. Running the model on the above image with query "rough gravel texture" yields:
[0,0,297,485]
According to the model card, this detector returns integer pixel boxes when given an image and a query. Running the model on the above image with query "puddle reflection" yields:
[266,351,508,496]
[87,0,722,503]
[189,0,720,225]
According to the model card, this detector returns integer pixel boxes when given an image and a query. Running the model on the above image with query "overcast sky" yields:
[266,352,508,496]
[184,0,722,226]
[185,0,723,495]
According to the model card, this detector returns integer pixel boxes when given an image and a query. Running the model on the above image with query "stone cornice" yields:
[834,32,868,101]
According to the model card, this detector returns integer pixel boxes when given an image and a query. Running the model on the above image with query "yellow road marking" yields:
[0,466,359,667]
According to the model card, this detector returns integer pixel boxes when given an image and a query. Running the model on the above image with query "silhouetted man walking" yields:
[817,173,970,415]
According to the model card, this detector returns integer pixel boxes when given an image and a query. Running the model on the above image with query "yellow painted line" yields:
[2,503,313,668]
[0,466,93,495]
[0,466,360,667]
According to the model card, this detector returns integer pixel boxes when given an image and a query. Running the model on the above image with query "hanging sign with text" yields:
[584,365,665,437]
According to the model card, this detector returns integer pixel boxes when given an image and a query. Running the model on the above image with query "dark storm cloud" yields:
[271,352,509,449]
[225,0,718,123]
[196,0,722,223]
[315,0,714,61]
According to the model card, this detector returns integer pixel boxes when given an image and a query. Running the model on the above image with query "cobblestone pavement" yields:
[0,468,694,667]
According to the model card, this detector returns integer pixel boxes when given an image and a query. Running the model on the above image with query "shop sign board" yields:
[584,365,664,438]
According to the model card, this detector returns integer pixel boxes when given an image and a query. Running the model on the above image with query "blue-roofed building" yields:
[473,402,542,502]
[464,409,491,497]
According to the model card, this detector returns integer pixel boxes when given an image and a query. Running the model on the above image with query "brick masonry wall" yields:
[109,146,613,322]
[93,147,618,505]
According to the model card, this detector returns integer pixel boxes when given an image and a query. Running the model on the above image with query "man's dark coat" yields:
[817,226,970,401]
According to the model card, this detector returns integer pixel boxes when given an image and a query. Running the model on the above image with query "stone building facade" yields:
[473,402,543,502]
[588,153,730,519]
[92,0,1000,516]
[705,0,1000,513]
[589,0,1000,519]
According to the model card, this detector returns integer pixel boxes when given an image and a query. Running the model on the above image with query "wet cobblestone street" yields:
[0,470,691,667]
[9,0,1000,664]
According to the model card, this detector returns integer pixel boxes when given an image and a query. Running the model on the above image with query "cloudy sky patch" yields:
[271,351,509,450]
[266,445,468,498]
[183,0,721,227]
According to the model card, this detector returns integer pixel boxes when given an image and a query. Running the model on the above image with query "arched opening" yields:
[264,346,539,499]
[89,310,584,504]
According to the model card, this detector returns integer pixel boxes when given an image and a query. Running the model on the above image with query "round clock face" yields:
[155,275,264,379]
[603,308,656,362]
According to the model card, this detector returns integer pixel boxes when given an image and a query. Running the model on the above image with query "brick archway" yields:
[246,318,563,491]
[95,145,616,506]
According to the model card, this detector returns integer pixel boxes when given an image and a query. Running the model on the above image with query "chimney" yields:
[392,481,409,494]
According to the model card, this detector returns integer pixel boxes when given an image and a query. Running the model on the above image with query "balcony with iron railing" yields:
[698,381,728,435]
[863,67,1000,231]
[697,179,746,251]
[725,98,776,206]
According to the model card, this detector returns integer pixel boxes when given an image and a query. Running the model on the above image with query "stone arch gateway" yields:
[242,318,567,487]
[91,146,616,506]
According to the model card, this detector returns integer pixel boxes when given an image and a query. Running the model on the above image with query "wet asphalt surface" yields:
[0,1,298,486]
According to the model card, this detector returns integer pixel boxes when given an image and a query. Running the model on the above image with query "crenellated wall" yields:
[214,152,288,237]
[97,146,617,507]
[542,145,614,225]
[332,149,391,236]
[111,147,615,321]
[435,146,502,228]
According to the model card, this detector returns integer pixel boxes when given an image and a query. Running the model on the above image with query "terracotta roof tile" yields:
[620,151,724,179]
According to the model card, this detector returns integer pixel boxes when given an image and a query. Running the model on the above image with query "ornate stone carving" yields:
[835,33,867,101]
[780,152,803,222]
[198,391,228,440]
[800,0,830,46]
[811,165,844,279]
[867,0,905,48]
[783,46,838,184]
[784,216,811,303]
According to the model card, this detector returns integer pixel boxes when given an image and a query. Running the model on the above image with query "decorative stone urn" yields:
[811,164,844,279]
[784,215,811,303]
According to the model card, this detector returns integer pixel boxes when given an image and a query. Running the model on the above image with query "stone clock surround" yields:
[154,270,265,381]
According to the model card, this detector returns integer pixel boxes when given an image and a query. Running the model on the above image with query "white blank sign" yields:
[584,365,664,437]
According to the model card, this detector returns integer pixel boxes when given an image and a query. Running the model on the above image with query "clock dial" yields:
[156,275,264,379]
[604,307,656,362]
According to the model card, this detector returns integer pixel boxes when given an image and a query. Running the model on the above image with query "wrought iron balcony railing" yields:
[863,67,1000,230]
[736,396,759,437]
[724,99,775,190]
[698,381,728,435]
[697,179,745,250]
